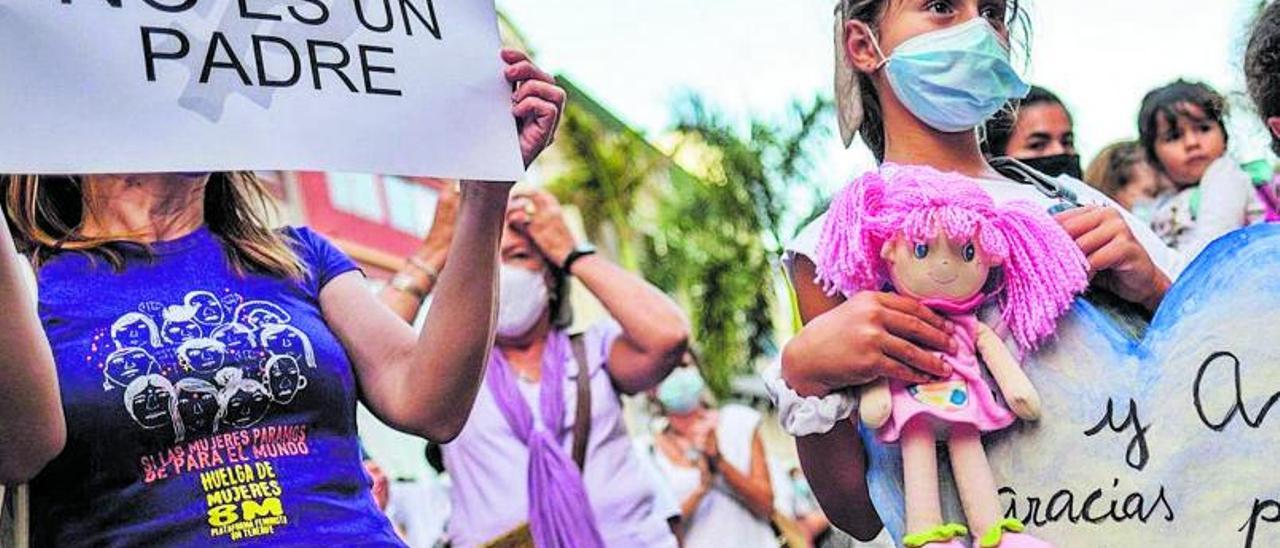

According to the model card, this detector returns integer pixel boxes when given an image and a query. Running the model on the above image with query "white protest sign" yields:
[0,0,524,180]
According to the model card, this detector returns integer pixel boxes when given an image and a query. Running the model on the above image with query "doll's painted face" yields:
[884,232,993,301]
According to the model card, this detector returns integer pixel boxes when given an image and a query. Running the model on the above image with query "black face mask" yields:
[1019,153,1083,180]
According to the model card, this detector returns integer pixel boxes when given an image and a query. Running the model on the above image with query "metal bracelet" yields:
[405,255,440,284]
[389,271,429,300]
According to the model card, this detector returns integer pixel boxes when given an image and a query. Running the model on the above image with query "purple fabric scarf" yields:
[485,331,605,548]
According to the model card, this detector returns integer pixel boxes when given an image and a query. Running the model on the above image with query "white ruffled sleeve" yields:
[762,362,856,437]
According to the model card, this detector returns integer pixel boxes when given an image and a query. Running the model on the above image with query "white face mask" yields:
[496,264,550,339]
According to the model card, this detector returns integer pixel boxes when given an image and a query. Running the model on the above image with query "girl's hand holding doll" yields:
[781,290,956,398]
[1056,206,1171,312]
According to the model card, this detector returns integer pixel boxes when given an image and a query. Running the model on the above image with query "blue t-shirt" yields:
[29,226,403,547]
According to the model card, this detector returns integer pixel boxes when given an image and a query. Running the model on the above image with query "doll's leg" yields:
[902,418,942,533]
[948,424,1001,533]
[949,425,1050,547]
[901,419,966,547]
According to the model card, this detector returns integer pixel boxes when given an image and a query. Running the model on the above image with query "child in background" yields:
[1139,80,1265,258]
[1083,140,1163,219]
[1246,0,1280,157]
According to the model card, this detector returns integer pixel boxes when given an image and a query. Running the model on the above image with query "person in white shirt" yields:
[650,366,776,548]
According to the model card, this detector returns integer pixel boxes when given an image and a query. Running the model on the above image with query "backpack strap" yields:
[570,333,593,470]
[989,156,1082,213]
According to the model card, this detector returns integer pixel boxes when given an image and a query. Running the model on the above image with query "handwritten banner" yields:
[0,0,523,179]
[866,224,1280,547]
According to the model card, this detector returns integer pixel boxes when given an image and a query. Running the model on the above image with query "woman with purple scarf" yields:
[390,189,690,547]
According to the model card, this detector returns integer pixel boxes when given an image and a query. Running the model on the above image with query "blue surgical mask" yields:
[657,368,705,415]
[870,18,1030,133]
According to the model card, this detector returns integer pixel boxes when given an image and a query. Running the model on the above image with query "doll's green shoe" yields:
[975,518,1051,547]
[903,523,969,547]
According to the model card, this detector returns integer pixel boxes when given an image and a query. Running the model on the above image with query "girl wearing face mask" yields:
[649,360,776,548]
[770,1,1176,545]
[422,189,689,548]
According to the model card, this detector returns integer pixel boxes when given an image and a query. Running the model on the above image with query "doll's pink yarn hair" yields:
[814,164,1089,351]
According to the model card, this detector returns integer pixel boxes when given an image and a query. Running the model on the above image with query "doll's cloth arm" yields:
[974,322,1041,421]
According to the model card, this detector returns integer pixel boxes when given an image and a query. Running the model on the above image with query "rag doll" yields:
[815,164,1089,547]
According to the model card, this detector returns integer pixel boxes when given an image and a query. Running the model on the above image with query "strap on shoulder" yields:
[570,333,592,470]
[989,156,1082,212]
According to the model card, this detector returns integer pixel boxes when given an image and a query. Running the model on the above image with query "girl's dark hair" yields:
[1246,0,1280,155]
[836,0,1029,161]
[982,85,1068,157]
[1137,80,1229,173]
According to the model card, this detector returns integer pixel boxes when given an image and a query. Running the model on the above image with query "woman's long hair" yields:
[4,172,305,279]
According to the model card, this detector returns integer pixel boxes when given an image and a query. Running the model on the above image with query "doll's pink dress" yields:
[878,306,1015,444]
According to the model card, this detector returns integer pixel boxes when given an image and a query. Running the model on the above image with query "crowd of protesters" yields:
[4,1,1280,547]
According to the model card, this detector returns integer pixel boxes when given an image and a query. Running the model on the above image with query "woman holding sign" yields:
[0,49,564,547]
[766,1,1176,545]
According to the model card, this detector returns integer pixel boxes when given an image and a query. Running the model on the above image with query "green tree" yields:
[545,81,832,398]
[644,94,832,397]
[545,78,669,270]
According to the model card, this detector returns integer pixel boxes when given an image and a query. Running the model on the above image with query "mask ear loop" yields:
[866,27,891,71]
[834,15,889,148]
